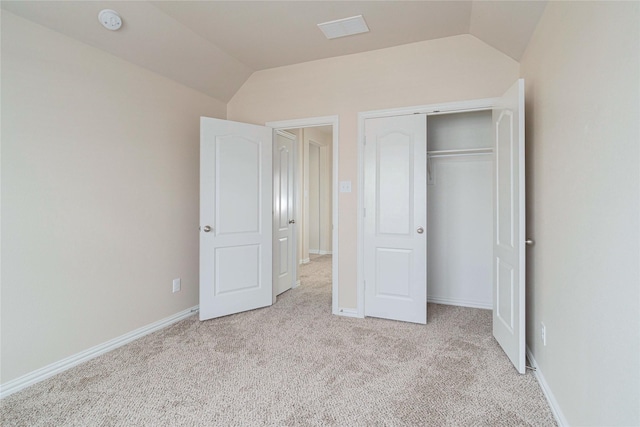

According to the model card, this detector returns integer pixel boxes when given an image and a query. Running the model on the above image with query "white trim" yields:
[336,308,360,318]
[359,97,499,121]
[275,129,296,140]
[293,280,301,288]
[0,306,199,399]
[526,347,568,427]
[267,115,338,130]
[266,116,340,317]
[309,249,333,255]
[427,297,492,310]
[356,113,366,319]
[356,97,498,319]
[300,258,310,264]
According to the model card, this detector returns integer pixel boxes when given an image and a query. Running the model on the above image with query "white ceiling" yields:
[2,1,547,103]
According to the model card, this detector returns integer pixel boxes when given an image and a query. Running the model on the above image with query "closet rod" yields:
[427,148,493,158]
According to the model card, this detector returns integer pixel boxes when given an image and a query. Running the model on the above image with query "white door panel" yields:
[364,114,427,324]
[200,117,273,321]
[493,79,526,373]
[274,131,296,296]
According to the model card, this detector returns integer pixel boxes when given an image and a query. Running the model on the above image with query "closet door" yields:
[493,79,526,373]
[363,114,427,324]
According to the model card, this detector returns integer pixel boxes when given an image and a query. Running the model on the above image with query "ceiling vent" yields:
[317,15,369,40]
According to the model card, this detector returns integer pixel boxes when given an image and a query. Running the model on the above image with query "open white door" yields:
[492,79,526,373]
[363,114,427,324]
[273,130,296,296]
[200,117,273,321]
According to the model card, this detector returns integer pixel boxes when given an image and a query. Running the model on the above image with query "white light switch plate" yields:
[339,181,352,193]
[172,278,181,293]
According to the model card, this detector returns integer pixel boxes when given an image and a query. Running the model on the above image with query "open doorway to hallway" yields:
[283,125,334,295]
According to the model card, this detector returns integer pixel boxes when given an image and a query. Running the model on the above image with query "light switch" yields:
[339,181,352,193]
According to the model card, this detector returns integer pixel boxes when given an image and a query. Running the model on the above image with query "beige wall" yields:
[520,2,640,425]
[228,34,520,308]
[1,12,226,383]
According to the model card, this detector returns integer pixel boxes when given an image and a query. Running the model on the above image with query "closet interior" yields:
[426,110,494,309]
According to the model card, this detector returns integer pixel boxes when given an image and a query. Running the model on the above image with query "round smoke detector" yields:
[98,9,122,31]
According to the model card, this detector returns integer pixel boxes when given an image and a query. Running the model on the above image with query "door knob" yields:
[203,225,212,233]
[417,226,424,234]
[289,219,296,224]
[525,238,534,246]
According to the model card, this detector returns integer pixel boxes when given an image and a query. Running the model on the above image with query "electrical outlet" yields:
[172,278,181,293]
[540,322,547,346]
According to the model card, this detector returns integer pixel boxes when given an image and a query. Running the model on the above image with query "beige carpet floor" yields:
[1,255,556,426]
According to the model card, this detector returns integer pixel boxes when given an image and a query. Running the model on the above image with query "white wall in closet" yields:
[427,111,493,309]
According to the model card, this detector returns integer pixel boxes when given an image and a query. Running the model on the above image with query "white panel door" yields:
[273,130,296,296]
[492,79,526,373]
[200,117,273,321]
[364,114,427,324]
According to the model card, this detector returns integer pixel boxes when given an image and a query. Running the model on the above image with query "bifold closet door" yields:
[363,114,427,324]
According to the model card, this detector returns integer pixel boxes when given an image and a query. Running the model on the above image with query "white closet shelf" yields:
[427,148,493,158]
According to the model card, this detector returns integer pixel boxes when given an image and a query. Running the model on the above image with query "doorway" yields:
[356,79,526,373]
[276,126,333,296]
[267,116,339,315]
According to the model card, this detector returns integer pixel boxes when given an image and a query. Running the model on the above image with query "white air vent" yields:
[317,15,369,40]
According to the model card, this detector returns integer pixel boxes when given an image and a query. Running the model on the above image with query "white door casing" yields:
[266,116,340,315]
[363,114,428,324]
[492,79,526,374]
[200,117,273,321]
[273,130,296,296]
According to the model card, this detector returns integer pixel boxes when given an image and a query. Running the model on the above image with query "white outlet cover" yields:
[339,181,352,193]
[172,278,181,293]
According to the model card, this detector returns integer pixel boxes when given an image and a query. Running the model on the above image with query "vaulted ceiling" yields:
[2,1,547,102]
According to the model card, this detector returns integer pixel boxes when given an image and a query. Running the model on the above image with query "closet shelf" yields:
[427,148,493,158]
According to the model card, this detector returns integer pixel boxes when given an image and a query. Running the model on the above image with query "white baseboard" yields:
[300,258,310,264]
[309,250,332,255]
[293,280,301,288]
[335,307,360,318]
[526,347,568,427]
[0,305,199,399]
[427,296,492,310]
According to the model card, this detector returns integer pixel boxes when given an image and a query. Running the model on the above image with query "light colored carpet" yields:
[0,255,556,426]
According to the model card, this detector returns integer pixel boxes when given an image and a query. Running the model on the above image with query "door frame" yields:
[307,139,323,256]
[356,98,498,318]
[266,116,340,316]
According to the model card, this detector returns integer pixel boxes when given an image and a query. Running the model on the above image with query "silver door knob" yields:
[525,238,534,246]
[289,219,296,224]
[417,227,424,234]
[203,225,212,233]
